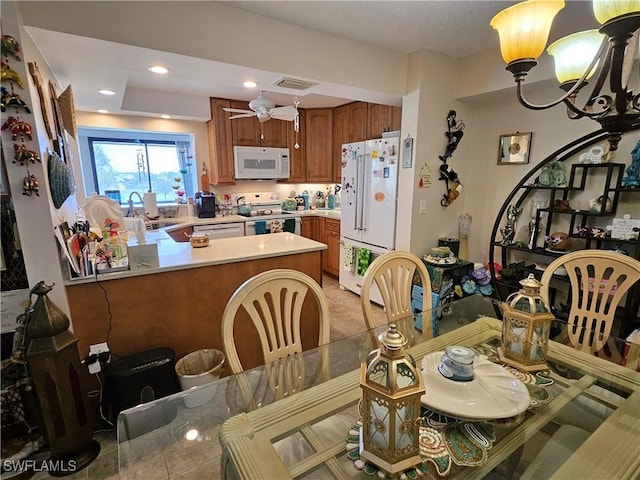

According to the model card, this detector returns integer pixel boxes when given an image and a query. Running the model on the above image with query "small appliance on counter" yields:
[195,192,216,218]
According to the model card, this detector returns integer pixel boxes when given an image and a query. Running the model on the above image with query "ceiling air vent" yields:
[273,77,318,90]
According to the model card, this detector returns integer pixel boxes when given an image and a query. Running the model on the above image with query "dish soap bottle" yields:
[200,165,210,193]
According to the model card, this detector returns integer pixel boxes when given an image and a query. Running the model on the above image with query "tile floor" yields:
[27,274,382,479]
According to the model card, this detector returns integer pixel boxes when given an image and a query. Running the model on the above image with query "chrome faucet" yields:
[127,191,144,217]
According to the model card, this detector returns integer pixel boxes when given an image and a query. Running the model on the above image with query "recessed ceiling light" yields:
[98,89,116,96]
[243,80,257,89]
[148,65,169,75]
[97,109,109,114]
[161,114,171,119]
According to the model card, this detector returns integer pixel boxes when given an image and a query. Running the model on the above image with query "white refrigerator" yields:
[339,136,400,304]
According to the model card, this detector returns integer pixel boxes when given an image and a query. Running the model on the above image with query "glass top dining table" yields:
[116,295,640,480]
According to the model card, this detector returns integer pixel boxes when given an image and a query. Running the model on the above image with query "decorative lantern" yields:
[26,282,100,476]
[360,324,425,477]
[498,274,555,372]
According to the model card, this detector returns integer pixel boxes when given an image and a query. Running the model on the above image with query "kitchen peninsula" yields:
[64,232,327,369]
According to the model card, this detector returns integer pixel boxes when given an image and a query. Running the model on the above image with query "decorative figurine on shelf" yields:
[500,205,522,245]
[621,140,640,188]
[544,232,570,252]
[527,199,548,249]
[589,195,612,213]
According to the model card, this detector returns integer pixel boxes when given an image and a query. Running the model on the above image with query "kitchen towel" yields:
[343,244,355,271]
[283,218,296,233]
[255,221,267,235]
[270,219,283,233]
[357,248,371,276]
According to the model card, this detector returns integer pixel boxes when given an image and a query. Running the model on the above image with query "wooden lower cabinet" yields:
[322,218,341,277]
[300,216,318,241]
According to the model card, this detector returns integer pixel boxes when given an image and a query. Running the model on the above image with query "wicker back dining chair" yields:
[220,270,335,478]
[360,251,432,336]
[221,269,330,374]
[540,250,640,355]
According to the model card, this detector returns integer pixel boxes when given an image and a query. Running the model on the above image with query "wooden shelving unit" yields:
[489,130,640,337]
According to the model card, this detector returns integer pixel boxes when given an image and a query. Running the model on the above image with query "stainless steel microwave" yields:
[233,146,290,180]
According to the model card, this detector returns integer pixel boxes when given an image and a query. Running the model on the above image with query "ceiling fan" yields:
[223,91,298,123]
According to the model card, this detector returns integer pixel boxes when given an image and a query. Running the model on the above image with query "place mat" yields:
[346,420,498,478]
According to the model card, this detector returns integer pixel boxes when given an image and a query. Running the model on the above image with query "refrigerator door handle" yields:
[356,153,366,230]
[354,154,362,230]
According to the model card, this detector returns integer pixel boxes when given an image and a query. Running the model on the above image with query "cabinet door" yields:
[350,102,368,142]
[368,104,402,138]
[230,100,287,147]
[389,106,402,132]
[305,108,333,182]
[230,100,260,146]
[207,99,235,185]
[282,109,306,183]
[261,118,287,148]
[323,225,340,276]
[367,103,385,139]
[333,105,350,184]
[300,216,318,240]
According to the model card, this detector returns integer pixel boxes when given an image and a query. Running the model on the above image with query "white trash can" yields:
[175,349,225,408]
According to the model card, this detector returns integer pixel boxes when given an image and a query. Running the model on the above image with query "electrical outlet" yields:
[89,342,110,355]
[419,199,427,214]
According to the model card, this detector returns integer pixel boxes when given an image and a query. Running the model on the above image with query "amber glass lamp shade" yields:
[490,0,565,65]
[547,29,604,83]
[360,324,425,477]
[593,0,640,24]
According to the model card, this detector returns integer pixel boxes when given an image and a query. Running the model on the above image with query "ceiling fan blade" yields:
[223,107,253,114]
[228,113,257,120]
[269,105,298,121]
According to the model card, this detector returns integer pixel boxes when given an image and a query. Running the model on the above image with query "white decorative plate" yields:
[420,351,530,421]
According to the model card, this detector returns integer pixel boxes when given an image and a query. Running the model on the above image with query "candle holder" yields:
[360,324,425,477]
[498,274,555,372]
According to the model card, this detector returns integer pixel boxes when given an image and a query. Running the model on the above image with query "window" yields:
[78,128,196,204]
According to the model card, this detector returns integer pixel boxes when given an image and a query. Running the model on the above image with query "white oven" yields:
[245,216,301,236]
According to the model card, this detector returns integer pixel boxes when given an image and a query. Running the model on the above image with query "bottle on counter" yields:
[201,165,210,193]
[187,197,195,219]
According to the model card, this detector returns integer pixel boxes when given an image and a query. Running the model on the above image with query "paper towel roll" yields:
[143,192,158,218]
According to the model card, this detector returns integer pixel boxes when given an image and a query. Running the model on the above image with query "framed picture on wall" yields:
[497,132,532,165]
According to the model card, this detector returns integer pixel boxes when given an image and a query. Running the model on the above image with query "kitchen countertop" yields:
[65,232,327,285]
[288,209,341,220]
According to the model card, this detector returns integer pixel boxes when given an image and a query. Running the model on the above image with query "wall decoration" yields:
[418,162,432,188]
[27,62,53,140]
[48,150,74,208]
[497,132,532,165]
[438,110,465,207]
[1,35,42,200]
[402,135,413,168]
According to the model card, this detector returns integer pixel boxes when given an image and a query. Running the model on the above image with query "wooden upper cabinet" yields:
[368,104,402,139]
[229,100,287,147]
[350,101,368,142]
[305,108,333,182]
[333,105,350,183]
[282,108,306,183]
[207,98,235,185]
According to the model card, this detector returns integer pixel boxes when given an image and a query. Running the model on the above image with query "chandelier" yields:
[490,0,640,150]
